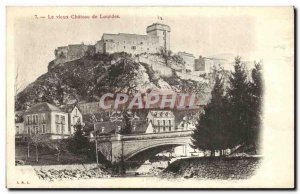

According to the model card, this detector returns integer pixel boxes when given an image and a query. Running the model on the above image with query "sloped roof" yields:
[94,121,123,134]
[61,104,76,113]
[94,120,149,134]
[25,102,63,114]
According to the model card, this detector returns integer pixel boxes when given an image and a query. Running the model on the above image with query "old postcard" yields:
[6,7,294,189]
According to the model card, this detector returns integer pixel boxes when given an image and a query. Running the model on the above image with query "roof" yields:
[25,102,63,114]
[110,111,140,122]
[94,120,149,134]
[60,104,79,113]
[148,110,175,118]
[94,121,123,134]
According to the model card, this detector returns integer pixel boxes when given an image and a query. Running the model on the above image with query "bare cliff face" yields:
[16,52,210,110]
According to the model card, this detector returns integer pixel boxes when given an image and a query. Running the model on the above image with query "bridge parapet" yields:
[95,130,194,163]
[95,130,193,142]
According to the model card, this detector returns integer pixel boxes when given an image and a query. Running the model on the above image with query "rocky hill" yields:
[16,52,211,110]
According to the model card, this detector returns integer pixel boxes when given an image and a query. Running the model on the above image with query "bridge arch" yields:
[124,142,188,161]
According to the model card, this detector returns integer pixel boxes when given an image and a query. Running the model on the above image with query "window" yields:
[75,108,78,116]
[36,115,39,123]
[41,114,46,123]
[35,126,39,134]
[16,126,19,134]
[42,125,46,133]
[131,46,136,50]
[27,127,30,134]
[55,115,59,123]
[61,115,65,125]
[29,115,32,124]
[32,115,38,124]
[61,125,65,134]
[56,124,60,134]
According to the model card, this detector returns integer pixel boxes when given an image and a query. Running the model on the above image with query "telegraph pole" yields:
[94,123,99,165]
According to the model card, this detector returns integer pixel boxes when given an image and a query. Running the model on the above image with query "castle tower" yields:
[146,23,171,51]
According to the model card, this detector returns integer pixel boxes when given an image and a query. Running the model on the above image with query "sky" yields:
[11,7,293,91]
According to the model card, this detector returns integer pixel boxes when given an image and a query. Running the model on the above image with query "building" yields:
[55,43,95,61]
[109,111,140,122]
[50,43,96,70]
[78,101,101,115]
[54,23,171,62]
[22,102,69,139]
[194,56,227,73]
[177,52,195,72]
[15,111,25,142]
[93,119,153,135]
[61,104,83,134]
[95,23,170,55]
[177,116,197,131]
[146,23,171,51]
[146,110,175,133]
[95,33,160,55]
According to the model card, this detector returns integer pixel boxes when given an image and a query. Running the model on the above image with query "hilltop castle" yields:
[52,22,227,74]
[54,23,170,61]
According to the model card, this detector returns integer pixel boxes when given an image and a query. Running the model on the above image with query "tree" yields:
[120,111,132,135]
[226,57,252,147]
[248,62,263,152]
[191,69,230,156]
[68,124,89,154]
[28,129,49,162]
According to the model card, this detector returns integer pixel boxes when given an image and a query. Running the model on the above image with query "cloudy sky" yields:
[10,7,293,91]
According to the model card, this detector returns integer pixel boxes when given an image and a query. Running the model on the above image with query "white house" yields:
[146,110,175,133]
[61,104,83,134]
[23,102,69,139]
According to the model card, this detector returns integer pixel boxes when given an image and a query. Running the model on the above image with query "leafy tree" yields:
[27,129,50,162]
[120,111,132,135]
[192,69,230,156]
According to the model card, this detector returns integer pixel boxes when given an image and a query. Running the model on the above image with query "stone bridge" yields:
[94,130,193,163]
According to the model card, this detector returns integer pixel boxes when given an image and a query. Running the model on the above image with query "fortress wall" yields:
[100,34,160,55]
[138,55,173,77]
[177,72,205,82]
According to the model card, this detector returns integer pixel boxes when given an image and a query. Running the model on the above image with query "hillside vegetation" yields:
[16,52,210,110]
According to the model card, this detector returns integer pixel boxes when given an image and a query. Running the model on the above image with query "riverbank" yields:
[160,156,262,180]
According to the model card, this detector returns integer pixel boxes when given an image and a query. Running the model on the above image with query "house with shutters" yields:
[22,102,69,139]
